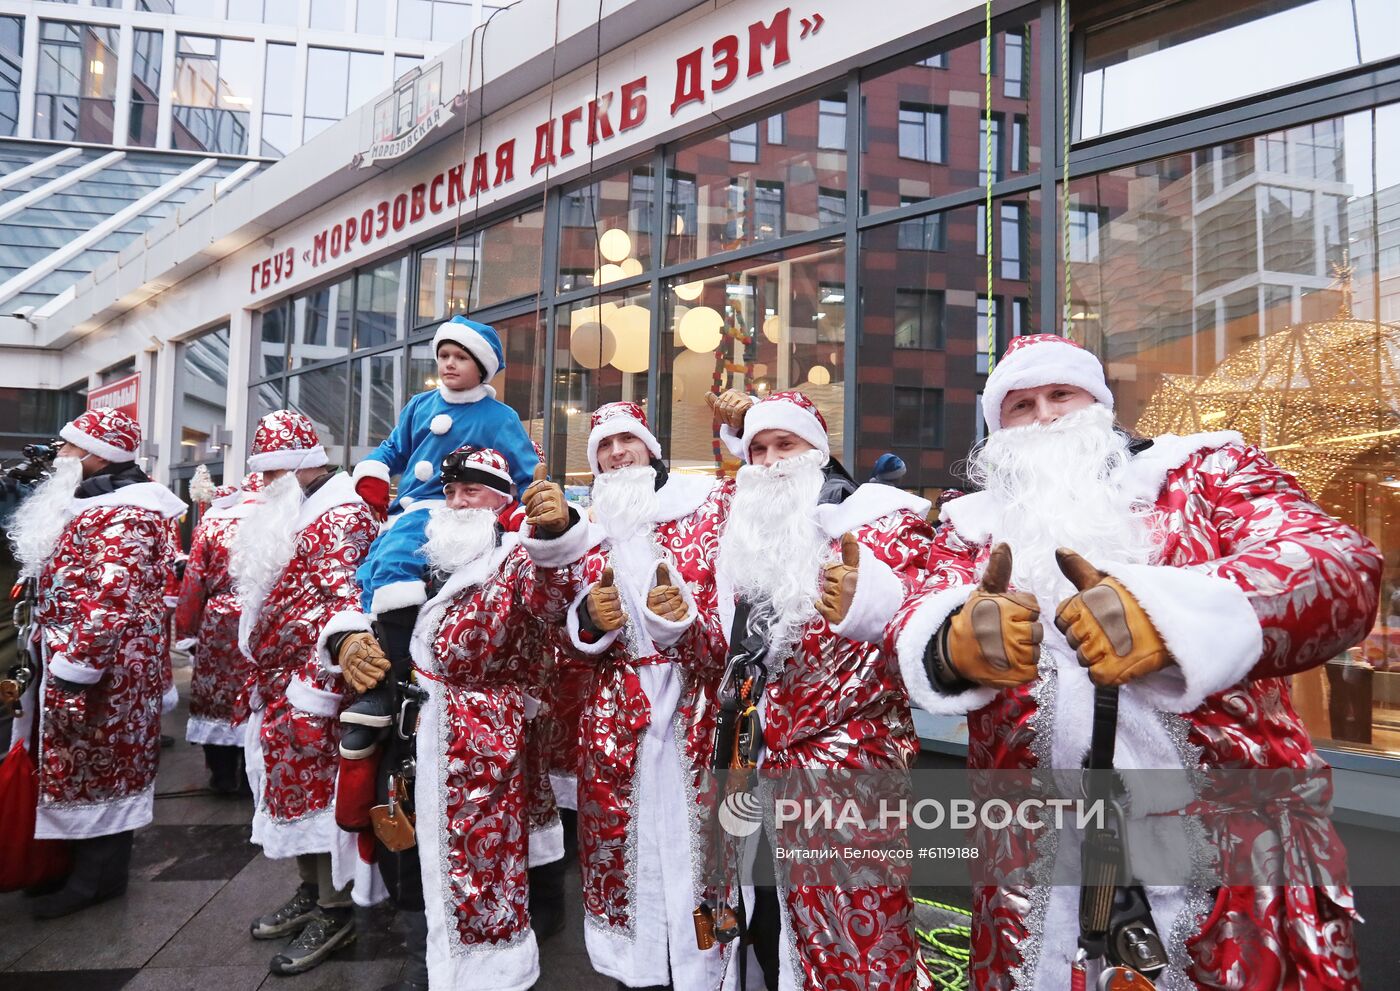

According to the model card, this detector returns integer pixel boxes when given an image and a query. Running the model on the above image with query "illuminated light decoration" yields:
[608,304,651,373]
[598,228,632,263]
[594,264,626,286]
[762,314,783,343]
[673,280,704,302]
[619,257,644,278]
[807,364,831,386]
[569,319,617,369]
[1137,293,1400,499]
[678,305,725,353]
[672,349,714,405]
[752,362,768,378]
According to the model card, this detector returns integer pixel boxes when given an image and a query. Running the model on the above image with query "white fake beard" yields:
[592,464,663,598]
[229,472,303,616]
[422,507,499,576]
[716,449,829,649]
[966,403,1159,605]
[7,455,83,580]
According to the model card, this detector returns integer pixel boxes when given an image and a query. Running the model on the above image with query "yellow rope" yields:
[1061,0,1072,341]
[984,0,995,371]
[913,895,973,990]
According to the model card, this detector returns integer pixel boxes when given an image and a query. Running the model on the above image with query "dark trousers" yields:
[65,830,134,898]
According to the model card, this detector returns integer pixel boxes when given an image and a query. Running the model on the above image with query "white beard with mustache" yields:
[230,472,303,617]
[716,449,829,651]
[422,507,499,576]
[7,455,83,580]
[965,403,1160,607]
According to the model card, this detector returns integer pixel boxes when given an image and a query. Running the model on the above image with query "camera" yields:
[3,440,60,487]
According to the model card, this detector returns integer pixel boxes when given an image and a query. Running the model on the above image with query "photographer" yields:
[5,407,185,919]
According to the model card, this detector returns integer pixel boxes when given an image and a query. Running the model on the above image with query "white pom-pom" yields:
[401,496,415,507]
[429,413,453,435]
[414,460,434,482]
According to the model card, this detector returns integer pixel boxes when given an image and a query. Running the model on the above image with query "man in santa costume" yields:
[230,410,385,976]
[531,400,730,991]
[6,407,185,919]
[175,470,262,794]
[400,443,584,991]
[885,334,1380,989]
[706,389,935,991]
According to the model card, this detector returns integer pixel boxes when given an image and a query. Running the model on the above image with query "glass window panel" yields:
[34,21,118,143]
[303,115,335,142]
[863,21,1040,216]
[668,92,847,265]
[394,54,423,79]
[358,0,388,34]
[1,17,24,138]
[248,381,283,436]
[397,0,433,41]
[292,278,353,368]
[216,38,256,111]
[354,256,406,350]
[555,166,652,292]
[1060,105,1400,760]
[858,196,1041,489]
[729,122,759,164]
[1079,0,1400,140]
[347,51,384,113]
[658,239,845,476]
[259,304,288,378]
[431,0,473,42]
[175,326,230,465]
[263,42,296,116]
[287,364,349,466]
[174,1,223,17]
[305,47,350,120]
[262,113,295,157]
[1004,28,1027,99]
[309,0,347,30]
[349,353,399,463]
[416,206,544,325]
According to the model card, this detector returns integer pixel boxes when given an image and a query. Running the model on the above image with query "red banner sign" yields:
[87,372,140,420]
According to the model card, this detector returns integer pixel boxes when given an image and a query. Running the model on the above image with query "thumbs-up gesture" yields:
[522,462,569,535]
[816,533,862,627]
[940,544,1042,688]
[1053,550,1171,687]
[586,567,626,632]
[646,563,689,623]
[705,389,753,433]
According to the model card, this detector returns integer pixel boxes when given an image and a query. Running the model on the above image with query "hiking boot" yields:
[268,907,356,975]
[250,883,318,940]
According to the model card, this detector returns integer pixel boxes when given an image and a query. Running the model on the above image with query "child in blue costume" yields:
[339,316,537,754]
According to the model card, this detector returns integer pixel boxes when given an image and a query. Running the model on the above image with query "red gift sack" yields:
[0,739,71,892]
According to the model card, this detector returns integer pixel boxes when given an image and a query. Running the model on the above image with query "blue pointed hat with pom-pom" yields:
[432,316,505,383]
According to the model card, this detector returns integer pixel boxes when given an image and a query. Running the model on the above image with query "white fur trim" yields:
[735,396,830,463]
[59,422,137,463]
[185,716,245,746]
[639,560,698,650]
[414,459,435,482]
[352,459,391,482]
[565,584,622,656]
[828,546,904,644]
[893,584,998,715]
[655,472,716,523]
[1102,561,1263,713]
[36,783,154,839]
[520,508,594,568]
[718,422,747,461]
[316,609,374,676]
[549,771,577,811]
[48,652,101,685]
[163,594,179,609]
[1114,432,1245,507]
[587,415,662,474]
[370,579,427,617]
[401,496,416,507]
[71,481,187,519]
[286,676,343,717]
[814,482,931,539]
[528,819,565,867]
[430,413,453,435]
[295,471,364,531]
[246,445,328,472]
[437,382,495,403]
[174,636,198,652]
[161,683,179,714]
[983,340,1114,432]
[433,322,501,381]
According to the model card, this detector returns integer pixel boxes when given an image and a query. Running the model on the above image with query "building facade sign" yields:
[87,372,141,420]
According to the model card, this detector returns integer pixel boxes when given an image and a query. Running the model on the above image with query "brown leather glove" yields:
[940,543,1042,688]
[586,567,626,632]
[816,532,860,627]
[1053,549,1172,687]
[338,631,391,693]
[705,389,753,432]
[646,563,689,622]
[522,463,569,535]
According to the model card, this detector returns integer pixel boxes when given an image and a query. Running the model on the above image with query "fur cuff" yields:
[639,560,698,649]
[353,459,391,482]
[174,637,198,652]
[316,609,375,676]
[286,675,344,717]
[1101,562,1263,714]
[370,580,427,617]
[565,585,621,656]
[520,510,593,568]
[528,820,565,867]
[718,423,747,461]
[161,683,179,714]
[893,584,998,716]
[830,546,904,644]
[49,652,101,685]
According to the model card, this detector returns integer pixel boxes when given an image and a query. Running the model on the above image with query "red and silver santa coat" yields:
[236,471,381,899]
[559,472,731,989]
[159,516,185,715]
[175,487,256,746]
[27,481,186,838]
[408,527,581,991]
[888,434,1380,990]
[715,482,936,991]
